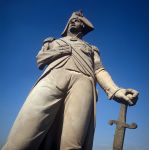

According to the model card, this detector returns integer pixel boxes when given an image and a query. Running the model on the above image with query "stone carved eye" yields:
[70,18,81,23]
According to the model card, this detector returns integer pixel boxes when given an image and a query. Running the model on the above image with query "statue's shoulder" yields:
[43,37,67,45]
[91,45,99,53]
[84,41,99,53]
[43,37,56,44]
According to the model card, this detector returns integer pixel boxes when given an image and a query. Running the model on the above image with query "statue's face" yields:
[67,18,84,34]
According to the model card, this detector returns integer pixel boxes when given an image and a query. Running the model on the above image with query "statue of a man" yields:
[2,11,138,150]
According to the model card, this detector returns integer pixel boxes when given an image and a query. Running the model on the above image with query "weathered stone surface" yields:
[2,11,138,150]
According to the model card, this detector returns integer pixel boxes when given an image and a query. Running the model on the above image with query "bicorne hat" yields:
[61,11,94,37]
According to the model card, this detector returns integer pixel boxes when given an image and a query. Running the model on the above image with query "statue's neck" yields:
[67,31,83,40]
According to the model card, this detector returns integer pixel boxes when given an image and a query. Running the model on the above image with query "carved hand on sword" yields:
[109,89,139,150]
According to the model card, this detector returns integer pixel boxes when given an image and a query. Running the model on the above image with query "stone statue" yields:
[2,11,139,150]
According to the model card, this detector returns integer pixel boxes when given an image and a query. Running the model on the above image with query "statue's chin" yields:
[69,27,78,34]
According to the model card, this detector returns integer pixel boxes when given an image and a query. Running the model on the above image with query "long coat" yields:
[2,36,104,150]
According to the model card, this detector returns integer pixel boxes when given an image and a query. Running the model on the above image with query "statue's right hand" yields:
[41,43,71,53]
[58,44,71,51]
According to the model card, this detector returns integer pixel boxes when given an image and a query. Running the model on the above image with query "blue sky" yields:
[0,0,148,149]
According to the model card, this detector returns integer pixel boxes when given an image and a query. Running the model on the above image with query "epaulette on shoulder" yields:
[91,45,99,53]
[43,37,56,44]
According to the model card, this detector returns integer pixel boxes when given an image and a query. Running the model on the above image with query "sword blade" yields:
[113,103,127,150]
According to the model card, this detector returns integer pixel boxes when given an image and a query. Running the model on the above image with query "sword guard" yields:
[124,122,137,129]
[108,120,118,126]
[108,120,137,129]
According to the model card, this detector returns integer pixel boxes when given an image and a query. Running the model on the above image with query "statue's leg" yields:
[2,70,66,150]
[59,73,94,150]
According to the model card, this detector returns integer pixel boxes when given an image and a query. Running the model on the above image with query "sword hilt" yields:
[108,103,137,129]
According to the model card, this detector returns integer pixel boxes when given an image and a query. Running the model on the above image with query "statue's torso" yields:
[52,36,95,78]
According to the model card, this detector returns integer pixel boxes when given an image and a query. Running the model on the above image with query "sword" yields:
[109,102,137,150]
